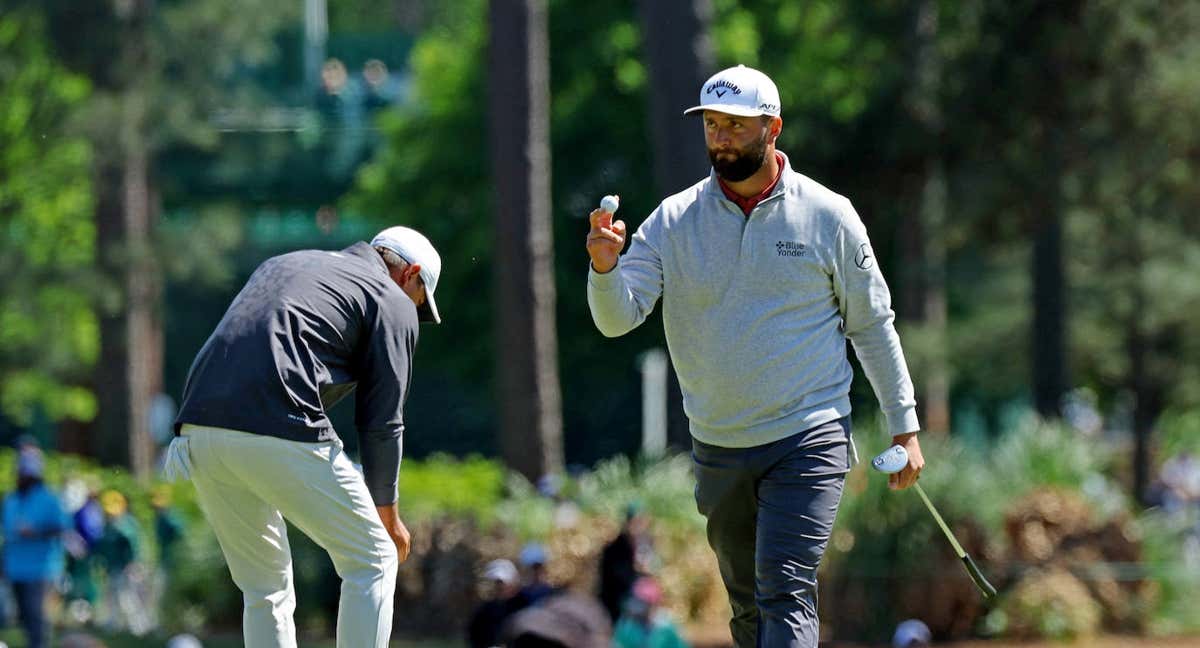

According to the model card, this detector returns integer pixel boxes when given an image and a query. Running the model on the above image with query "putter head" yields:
[871,445,909,475]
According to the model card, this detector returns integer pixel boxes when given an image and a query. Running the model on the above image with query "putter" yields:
[871,445,997,599]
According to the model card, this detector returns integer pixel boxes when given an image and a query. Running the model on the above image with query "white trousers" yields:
[179,424,398,648]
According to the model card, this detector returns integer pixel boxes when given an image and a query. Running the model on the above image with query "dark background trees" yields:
[3,0,1198,501]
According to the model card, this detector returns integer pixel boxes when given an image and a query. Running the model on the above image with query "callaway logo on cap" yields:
[683,64,781,118]
[370,226,443,324]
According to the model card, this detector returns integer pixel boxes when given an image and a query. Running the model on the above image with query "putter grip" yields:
[961,554,997,599]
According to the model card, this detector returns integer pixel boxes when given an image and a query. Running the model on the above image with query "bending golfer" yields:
[585,65,925,647]
[168,226,442,648]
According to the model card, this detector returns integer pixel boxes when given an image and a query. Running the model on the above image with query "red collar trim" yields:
[718,152,785,216]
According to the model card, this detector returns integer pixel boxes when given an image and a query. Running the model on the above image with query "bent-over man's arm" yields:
[356,299,419,559]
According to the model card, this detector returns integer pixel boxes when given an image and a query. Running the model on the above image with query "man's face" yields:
[704,111,774,182]
[386,258,427,309]
[482,577,517,600]
[399,264,427,309]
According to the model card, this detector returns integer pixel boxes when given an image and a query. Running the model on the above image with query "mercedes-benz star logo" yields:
[854,243,874,270]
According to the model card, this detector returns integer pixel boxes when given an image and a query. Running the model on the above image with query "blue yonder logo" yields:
[776,241,807,257]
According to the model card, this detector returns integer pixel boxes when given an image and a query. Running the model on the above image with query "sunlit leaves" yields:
[0,10,97,424]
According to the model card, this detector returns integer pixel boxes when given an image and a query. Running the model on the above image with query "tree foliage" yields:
[7,0,1196,476]
[349,0,668,462]
[351,0,1200,469]
[0,10,97,425]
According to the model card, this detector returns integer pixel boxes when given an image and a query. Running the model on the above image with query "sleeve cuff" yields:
[885,408,921,437]
[587,260,621,291]
[370,490,399,507]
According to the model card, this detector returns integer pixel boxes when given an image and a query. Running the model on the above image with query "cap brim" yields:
[683,104,770,117]
[418,291,440,324]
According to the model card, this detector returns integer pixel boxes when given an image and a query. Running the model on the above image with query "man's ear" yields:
[768,116,783,143]
[404,263,422,284]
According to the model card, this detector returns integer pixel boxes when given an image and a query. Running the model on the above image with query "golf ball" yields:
[600,195,620,214]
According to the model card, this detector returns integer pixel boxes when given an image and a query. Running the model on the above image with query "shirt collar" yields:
[709,151,792,216]
[346,241,391,276]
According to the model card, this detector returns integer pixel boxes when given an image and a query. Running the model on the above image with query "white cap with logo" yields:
[370,226,443,324]
[683,64,781,118]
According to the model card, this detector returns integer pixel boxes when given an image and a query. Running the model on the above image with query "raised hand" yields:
[586,205,626,273]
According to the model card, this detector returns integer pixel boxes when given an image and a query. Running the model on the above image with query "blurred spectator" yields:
[537,474,581,529]
[612,577,689,648]
[1061,388,1103,436]
[892,619,932,647]
[516,543,556,607]
[599,502,654,622]
[152,488,184,570]
[536,474,561,499]
[150,486,184,626]
[360,58,403,112]
[467,559,523,648]
[15,434,39,452]
[96,490,150,635]
[1,447,68,648]
[500,591,611,648]
[315,205,339,235]
[63,477,103,624]
[1160,451,1200,514]
[165,633,203,648]
[315,58,357,120]
[58,633,107,648]
[313,57,366,180]
[1158,450,1200,565]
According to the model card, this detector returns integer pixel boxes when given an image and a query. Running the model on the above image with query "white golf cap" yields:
[683,64,781,118]
[482,558,519,585]
[370,226,442,324]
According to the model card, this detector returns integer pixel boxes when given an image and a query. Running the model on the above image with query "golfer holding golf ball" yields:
[586,65,925,647]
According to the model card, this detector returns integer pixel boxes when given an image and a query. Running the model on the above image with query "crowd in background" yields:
[0,438,185,648]
[313,56,407,181]
[466,496,689,648]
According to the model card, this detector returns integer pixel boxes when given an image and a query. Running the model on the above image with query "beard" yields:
[708,132,769,182]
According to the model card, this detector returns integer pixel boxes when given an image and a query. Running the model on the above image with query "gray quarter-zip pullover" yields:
[588,151,918,448]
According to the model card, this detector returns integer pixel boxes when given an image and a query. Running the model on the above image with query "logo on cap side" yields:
[706,79,742,98]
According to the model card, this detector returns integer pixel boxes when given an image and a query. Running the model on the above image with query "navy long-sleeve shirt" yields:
[175,242,418,505]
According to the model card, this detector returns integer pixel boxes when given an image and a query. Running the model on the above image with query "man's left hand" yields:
[375,504,412,563]
[888,432,925,490]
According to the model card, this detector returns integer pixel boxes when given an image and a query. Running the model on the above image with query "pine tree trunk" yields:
[637,0,713,449]
[637,0,713,195]
[488,0,563,481]
[1027,1,1080,421]
[92,0,161,476]
[1032,210,1066,418]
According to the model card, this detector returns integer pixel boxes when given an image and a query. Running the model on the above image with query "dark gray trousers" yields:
[692,418,851,648]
